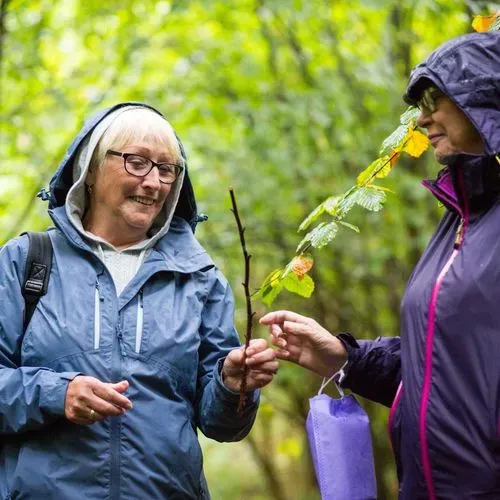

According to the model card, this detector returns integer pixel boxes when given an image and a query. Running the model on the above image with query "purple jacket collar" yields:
[422,154,500,218]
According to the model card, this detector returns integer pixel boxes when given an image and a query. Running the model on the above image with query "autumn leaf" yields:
[374,154,393,179]
[291,254,314,279]
[357,157,386,185]
[472,13,499,32]
[403,130,429,157]
[389,149,401,167]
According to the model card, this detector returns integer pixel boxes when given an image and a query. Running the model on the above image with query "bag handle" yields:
[318,360,348,396]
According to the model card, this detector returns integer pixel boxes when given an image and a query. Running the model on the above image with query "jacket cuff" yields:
[335,332,361,387]
[214,358,259,406]
[40,371,82,416]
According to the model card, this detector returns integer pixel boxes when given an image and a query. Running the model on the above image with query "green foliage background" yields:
[1,0,497,498]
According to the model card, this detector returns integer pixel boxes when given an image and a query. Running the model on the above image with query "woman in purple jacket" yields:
[261,31,500,499]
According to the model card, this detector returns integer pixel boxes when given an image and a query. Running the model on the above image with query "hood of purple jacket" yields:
[404,31,500,155]
[403,32,500,216]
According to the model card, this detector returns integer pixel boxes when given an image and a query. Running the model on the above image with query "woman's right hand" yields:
[64,376,133,425]
[259,310,348,378]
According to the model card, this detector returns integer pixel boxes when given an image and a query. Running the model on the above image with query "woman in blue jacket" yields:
[261,31,500,498]
[0,103,278,499]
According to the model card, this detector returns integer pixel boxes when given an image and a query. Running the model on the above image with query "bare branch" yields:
[229,188,255,412]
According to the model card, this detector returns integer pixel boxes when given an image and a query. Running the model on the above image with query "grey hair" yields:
[90,108,183,171]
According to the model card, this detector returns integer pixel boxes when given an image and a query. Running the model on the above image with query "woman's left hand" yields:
[222,338,279,393]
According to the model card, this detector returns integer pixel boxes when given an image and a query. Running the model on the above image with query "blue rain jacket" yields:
[0,103,259,499]
[340,32,500,499]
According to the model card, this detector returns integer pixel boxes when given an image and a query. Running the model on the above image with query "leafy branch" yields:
[256,10,500,307]
[257,106,430,305]
[229,188,255,412]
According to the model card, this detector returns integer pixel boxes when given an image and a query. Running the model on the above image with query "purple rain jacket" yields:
[339,32,500,499]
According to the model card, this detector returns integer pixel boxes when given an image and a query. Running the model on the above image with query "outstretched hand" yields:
[259,310,347,378]
[65,376,133,425]
[222,338,279,392]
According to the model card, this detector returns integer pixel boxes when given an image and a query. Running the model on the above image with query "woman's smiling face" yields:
[86,142,173,246]
[416,89,484,164]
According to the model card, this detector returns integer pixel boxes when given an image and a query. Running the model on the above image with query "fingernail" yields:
[246,349,254,356]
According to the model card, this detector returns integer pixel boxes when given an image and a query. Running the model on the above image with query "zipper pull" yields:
[454,218,465,248]
[116,326,126,357]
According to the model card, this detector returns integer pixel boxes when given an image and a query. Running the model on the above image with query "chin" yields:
[125,217,156,232]
[435,154,448,165]
[434,147,455,165]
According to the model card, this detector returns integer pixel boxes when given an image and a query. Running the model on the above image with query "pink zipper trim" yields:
[420,169,469,499]
[420,248,459,500]
[388,382,403,451]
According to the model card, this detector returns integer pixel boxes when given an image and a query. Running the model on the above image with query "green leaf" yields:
[282,272,315,298]
[352,186,386,211]
[323,195,341,215]
[261,280,285,306]
[337,220,360,232]
[257,267,285,306]
[259,267,285,289]
[489,16,500,31]
[298,195,341,232]
[369,184,395,193]
[379,124,409,155]
[306,221,339,249]
[298,203,325,232]
[399,106,419,125]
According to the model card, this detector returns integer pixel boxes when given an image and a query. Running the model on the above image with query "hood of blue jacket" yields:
[46,102,201,232]
[404,31,500,155]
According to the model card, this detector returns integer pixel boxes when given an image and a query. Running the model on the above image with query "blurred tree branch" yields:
[0,0,11,102]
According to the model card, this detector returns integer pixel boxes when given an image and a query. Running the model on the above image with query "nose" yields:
[141,166,161,190]
[416,109,432,129]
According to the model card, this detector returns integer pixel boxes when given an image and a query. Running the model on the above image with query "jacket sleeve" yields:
[194,267,259,442]
[337,333,401,407]
[0,236,81,435]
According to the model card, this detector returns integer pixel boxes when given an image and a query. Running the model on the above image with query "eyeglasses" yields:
[107,150,183,184]
[416,86,445,115]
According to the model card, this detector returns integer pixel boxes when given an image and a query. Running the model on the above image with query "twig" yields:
[229,188,255,412]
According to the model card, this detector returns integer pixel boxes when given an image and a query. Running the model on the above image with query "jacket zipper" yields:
[421,207,467,500]
[454,218,465,248]
[110,322,123,500]
[94,280,101,350]
[390,220,467,455]
[135,289,144,354]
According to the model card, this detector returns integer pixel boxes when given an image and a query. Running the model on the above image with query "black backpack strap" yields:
[22,232,53,331]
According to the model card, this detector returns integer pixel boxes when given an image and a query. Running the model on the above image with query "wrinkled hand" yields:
[65,376,133,425]
[222,338,279,392]
[259,310,347,378]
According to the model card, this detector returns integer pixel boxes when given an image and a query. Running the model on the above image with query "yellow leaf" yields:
[389,149,401,167]
[403,130,430,158]
[374,154,393,179]
[357,157,386,185]
[472,14,499,32]
[291,255,314,280]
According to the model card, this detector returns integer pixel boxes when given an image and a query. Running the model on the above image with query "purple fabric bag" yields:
[306,377,377,500]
